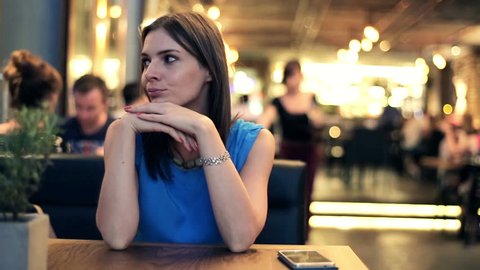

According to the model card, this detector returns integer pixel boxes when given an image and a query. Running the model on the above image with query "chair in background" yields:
[256,159,307,244]
[461,163,480,246]
[29,154,104,239]
[343,127,390,186]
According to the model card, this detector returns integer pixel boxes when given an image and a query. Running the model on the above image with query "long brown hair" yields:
[3,50,62,109]
[140,12,232,179]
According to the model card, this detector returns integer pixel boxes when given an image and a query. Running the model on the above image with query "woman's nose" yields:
[144,62,161,81]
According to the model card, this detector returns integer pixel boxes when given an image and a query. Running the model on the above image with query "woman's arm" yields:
[256,103,277,129]
[128,103,275,252]
[96,116,139,250]
[194,117,275,252]
[96,111,197,250]
[307,93,325,128]
[307,106,325,128]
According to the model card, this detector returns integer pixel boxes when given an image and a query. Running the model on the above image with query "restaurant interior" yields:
[2,0,480,269]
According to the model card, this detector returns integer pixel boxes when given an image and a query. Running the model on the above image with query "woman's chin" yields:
[149,96,168,103]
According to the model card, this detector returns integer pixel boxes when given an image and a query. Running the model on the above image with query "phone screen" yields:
[280,250,331,263]
[278,250,336,269]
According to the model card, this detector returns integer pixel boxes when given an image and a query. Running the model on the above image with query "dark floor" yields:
[308,165,480,270]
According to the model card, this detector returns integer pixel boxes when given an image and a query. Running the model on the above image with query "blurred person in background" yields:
[256,59,324,238]
[378,105,404,174]
[231,94,257,122]
[123,81,147,107]
[60,74,114,155]
[112,81,148,118]
[439,115,474,164]
[437,114,480,204]
[400,113,444,180]
[1,49,62,134]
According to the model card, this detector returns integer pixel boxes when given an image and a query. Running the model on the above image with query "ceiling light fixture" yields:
[349,39,361,52]
[432,54,447,70]
[192,3,205,13]
[337,49,348,62]
[361,38,373,52]
[207,6,220,20]
[109,5,122,19]
[451,45,461,56]
[379,40,391,52]
[364,26,379,42]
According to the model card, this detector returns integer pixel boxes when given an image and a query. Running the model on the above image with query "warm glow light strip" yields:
[96,0,108,19]
[310,202,462,218]
[309,216,461,231]
[95,22,107,52]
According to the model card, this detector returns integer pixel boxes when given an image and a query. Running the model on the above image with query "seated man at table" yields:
[60,74,115,155]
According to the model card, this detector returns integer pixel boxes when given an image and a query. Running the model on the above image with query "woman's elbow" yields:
[227,237,255,253]
[226,225,261,253]
[97,219,136,250]
[103,235,133,250]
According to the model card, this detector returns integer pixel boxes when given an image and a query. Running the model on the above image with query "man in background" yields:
[112,81,147,118]
[60,74,114,155]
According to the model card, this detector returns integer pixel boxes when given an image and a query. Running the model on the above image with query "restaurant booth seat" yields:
[30,155,307,244]
[256,159,306,244]
[29,154,104,240]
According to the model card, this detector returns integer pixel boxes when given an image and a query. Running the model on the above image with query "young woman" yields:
[256,60,324,240]
[96,12,275,252]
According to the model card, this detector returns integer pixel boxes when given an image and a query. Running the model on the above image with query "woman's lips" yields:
[147,88,166,98]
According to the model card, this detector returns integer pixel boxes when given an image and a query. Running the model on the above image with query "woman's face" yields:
[140,28,211,112]
[285,67,302,90]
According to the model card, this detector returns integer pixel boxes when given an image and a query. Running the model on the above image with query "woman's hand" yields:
[307,106,325,128]
[124,102,204,152]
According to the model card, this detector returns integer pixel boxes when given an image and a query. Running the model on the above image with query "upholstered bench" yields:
[29,154,104,239]
[30,155,306,244]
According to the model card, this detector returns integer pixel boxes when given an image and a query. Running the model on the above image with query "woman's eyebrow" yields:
[141,49,181,56]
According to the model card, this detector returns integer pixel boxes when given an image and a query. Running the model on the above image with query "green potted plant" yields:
[0,106,59,270]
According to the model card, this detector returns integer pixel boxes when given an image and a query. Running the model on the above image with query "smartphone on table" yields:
[277,250,337,269]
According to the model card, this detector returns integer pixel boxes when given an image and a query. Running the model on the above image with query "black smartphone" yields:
[277,250,337,269]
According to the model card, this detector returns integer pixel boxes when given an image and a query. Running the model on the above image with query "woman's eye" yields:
[141,58,151,69]
[164,55,177,64]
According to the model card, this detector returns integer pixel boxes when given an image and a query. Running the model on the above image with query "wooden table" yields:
[48,239,368,269]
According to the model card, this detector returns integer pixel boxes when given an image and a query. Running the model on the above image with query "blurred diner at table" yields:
[0,49,62,134]
[59,74,115,155]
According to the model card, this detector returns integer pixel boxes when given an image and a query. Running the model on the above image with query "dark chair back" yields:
[29,154,104,239]
[255,159,307,244]
[344,127,389,167]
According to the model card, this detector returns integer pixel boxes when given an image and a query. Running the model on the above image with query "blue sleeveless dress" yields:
[134,119,263,244]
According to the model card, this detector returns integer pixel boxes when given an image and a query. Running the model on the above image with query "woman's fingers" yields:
[124,114,181,143]
[124,102,171,114]
[185,134,198,152]
[175,130,191,151]
[124,102,200,149]
[175,129,199,152]
[160,125,183,143]
[136,111,170,124]
[126,112,198,147]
